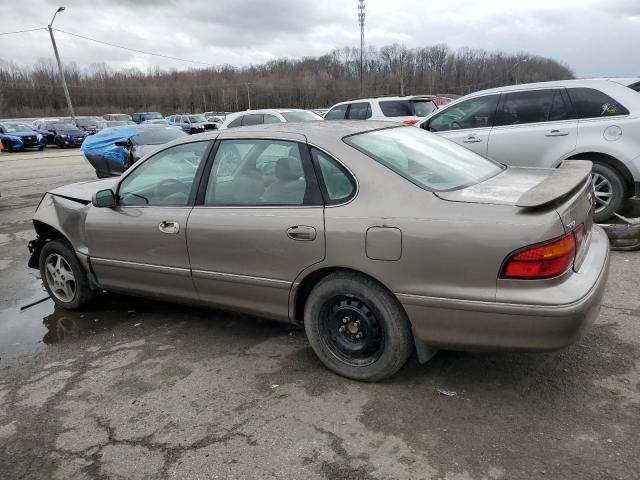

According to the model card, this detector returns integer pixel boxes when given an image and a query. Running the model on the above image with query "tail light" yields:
[500,225,585,279]
[403,119,419,125]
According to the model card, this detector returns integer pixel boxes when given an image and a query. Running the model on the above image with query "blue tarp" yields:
[80,126,141,165]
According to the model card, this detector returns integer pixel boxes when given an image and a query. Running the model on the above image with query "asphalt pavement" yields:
[0,148,639,480]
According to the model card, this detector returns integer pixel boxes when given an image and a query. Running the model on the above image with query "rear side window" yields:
[549,91,571,121]
[242,114,263,126]
[567,88,629,118]
[325,104,348,120]
[263,114,281,124]
[379,100,413,117]
[495,90,555,126]
[227,117,243,128]
[311,148,356,204]
[346,102,372,120]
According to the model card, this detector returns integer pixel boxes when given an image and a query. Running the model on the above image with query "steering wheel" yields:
[451,121,462,130]
[152,178,188,200]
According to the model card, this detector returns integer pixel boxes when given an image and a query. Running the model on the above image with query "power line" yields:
[53,28,219,67]
[0,27,45,37]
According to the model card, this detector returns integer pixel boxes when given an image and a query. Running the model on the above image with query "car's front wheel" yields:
[39,240,94,309]
[591,162,626,223]
[304,271,414,382]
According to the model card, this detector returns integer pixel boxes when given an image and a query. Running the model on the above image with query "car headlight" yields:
[60,134,69,138]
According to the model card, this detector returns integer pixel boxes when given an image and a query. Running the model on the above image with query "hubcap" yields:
[591,172,613,213]
[44,254,76,303]
[321,297,384,366]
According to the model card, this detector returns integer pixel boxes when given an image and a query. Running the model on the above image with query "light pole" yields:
[510,59,528,85]
[358,0,366,96]
[48,6,76,123]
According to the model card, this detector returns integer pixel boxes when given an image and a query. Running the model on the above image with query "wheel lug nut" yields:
[356,333,362,339]
[338,326,346,333]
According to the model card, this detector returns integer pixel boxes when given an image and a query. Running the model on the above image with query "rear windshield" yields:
[131,127,187,145]
[143,112,163,120]
[378,100,435,117]
[344,127,504,192]
[281,111,323,122]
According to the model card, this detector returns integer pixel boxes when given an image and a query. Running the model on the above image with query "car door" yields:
[187,132,325,321]
[487,89,578,167]
[84,140,211,301]
[422,94,499,156]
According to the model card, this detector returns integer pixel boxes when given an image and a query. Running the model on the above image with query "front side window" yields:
[494,90,556,126]
[118,142,209,206]
[325,104,348,120]
[311,148,356,204]
[426,95,499,132]
[567,88,630,118]
[263,114,281,124]
[345,126,504,192]
[347,102,372,120]
[205,139,319,206]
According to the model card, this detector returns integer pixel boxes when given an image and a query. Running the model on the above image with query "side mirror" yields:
[92,189,116,208]
[114,140,129,147]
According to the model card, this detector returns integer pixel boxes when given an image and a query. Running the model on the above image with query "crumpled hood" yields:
[48,178,118,202]
[435,161,592,208]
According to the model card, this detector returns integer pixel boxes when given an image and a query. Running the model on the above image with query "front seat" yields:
[261,157,306,205]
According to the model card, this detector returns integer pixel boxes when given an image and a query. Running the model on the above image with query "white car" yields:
[417,79,640,221]
[219,109,323,129]
[325,96,438,125]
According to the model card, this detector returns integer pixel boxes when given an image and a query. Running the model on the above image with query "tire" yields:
[304,271,414,382]
[39,240,94,310]
[38,146,44,151]
[590,162,626,223]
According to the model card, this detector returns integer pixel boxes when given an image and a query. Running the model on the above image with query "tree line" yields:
[0,43,573,118]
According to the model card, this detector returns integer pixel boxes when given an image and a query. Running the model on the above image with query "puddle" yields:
[0,291,145,360]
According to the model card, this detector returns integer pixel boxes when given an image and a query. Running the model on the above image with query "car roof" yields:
[463,78,639,97]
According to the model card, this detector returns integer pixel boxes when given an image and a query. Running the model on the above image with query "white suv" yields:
[325,96,438,125]
[219,109,322,129]
[417,79,640,221]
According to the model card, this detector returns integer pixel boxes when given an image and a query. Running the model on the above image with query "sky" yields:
[0,0,638,77]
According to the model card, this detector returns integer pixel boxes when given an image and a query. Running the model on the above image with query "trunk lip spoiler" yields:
[515,160,592,208]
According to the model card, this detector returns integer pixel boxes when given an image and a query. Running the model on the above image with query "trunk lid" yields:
[436,160,595,234]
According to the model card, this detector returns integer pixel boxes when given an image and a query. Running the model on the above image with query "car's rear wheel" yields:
[591,162,625,223]
[39,240,94,309]
[304,271,413,381]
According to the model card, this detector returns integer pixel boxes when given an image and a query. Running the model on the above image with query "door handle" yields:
[158,220,179,234]
[287,226,317,241]
[545,130,569,137]
[463,136,482,143]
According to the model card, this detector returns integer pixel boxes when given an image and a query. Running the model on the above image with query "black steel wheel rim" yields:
[320,296,385,366]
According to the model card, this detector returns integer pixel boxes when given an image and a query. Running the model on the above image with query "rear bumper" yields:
[399,226,610,351]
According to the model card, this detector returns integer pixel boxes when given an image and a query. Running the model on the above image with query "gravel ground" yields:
[0,149,638,480]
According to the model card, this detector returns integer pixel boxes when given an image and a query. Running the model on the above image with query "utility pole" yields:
[358,0,366,96]
[48,6,75,123]
[246,83,251,110]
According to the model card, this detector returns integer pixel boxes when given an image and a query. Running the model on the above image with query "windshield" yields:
[411,100,437,117]
[344,127,504,192]
[281,111,323,122]
[130,127,187,145]
[189,115,206,123]
[144,112,163,120]
[2,123,32,133]
[46,123,77,130]
[76,118,106,128]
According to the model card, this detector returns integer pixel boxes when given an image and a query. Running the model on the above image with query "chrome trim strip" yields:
[91,257,191,275]
[192,269,291,288]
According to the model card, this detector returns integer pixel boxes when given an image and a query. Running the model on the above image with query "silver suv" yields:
[417,79,640,221]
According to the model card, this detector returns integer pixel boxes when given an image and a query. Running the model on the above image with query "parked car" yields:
[167,114,212,133]
[104,113,132,122]
[81,125,187,178]
[75,116,107,135]
[132,112,164,124]
[28,122,609,381]
[105,120,137,127]
[417,79,640,222]
[0,122,46,152]
[325,95,439,125]
[204,111,227,119]
[205,115,225,127]
[219,109,323,129]
[35,121,88,148]
[141,119,173,126]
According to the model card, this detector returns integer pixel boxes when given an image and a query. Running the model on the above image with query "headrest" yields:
[275,157,303,180]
